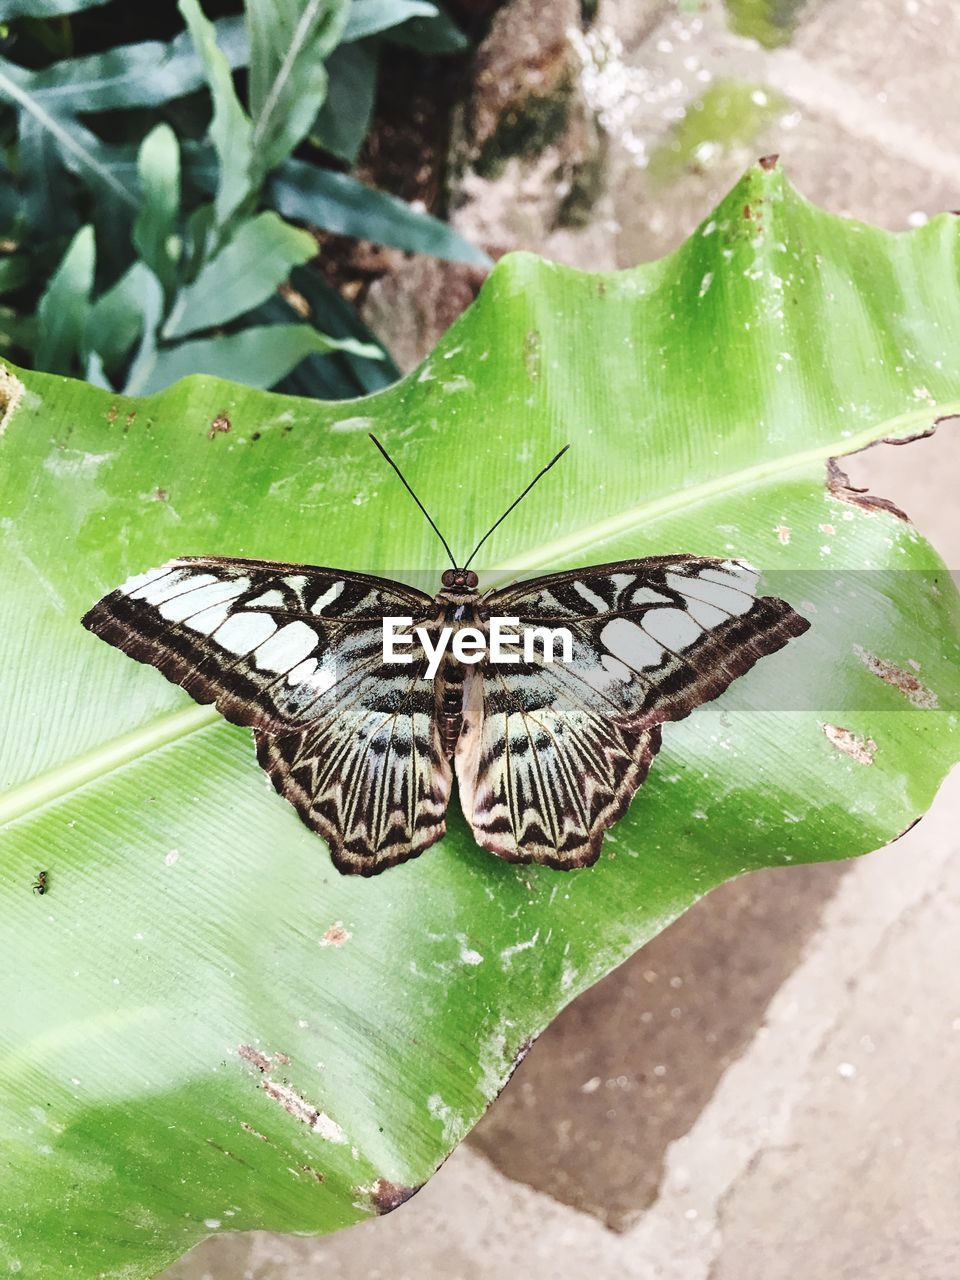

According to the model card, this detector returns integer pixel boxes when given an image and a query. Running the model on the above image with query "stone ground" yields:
[163,1,960,1275]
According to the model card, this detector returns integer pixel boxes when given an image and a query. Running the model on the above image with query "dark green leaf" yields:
[163,210,317,339]
[34,222,94,372]
[0,253,31,294]
[341,0,441,42]
[0,18,247,116]
[87,262,163,375]
[246,0,351,177]
[267,262,399,398]
[13,110,77,240]
[141,321,380,391]
[388,7,467,52]
[0,0,110,16]
[270,158,491,265]
[123,267,166,394]
[312,39,378,164]
[133,124,182,296]
[0,59,138,210]
[179,0,254,227]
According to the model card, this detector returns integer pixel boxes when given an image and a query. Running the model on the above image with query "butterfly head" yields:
[439,567,479,601]
[442,568,479,591]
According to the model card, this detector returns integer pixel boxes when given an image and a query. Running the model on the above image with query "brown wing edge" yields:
[254,730,449,877]
[635,595,811,732]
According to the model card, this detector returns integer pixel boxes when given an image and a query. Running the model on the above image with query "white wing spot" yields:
[642,607,702,651]
[601,618,664,669]
[119,564,173,596]
[156,576,228,621]
[680,572,754,617]
[247,589,285,608]
[573,580,608,611]
[131,568,192,604]
[254,621,318,673]
[600,653,632,681]
[631,586,672,605]
[185,603,232,635]
[682,596,730,630]
[311,582,344,614]
[214,612,277,654]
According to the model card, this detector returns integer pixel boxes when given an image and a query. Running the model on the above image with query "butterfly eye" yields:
[441,569,457,588]
[464,570,479,589]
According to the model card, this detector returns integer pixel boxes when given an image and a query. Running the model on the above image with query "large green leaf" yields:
[2,163,960,1279]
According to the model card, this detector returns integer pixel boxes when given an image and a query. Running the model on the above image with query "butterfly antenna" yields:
[369,434,459,570]
[462,444,570,571]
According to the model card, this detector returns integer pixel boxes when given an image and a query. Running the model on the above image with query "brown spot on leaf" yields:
[106,405,119,424]
[206,1138,249,1167]
[759,153,779,170]
[260,1079,347,1142]
[368,1178,423,1215]
[208,414,232,440]
[821,723,877,765]
[826,458,910,522]
[125,410,137,430]
[774,524,790,544]
[274,1051,291,1066]
[320,922,351,947]
[238,1044,273,1073]
[853,645,938,709]
[153,488,169,502]
[240,1122,269,1142]
[743,203,753,220]
[302,1164,326,1184]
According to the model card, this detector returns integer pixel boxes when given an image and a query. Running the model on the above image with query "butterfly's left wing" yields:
[455,556,809,870]
[83,556,450,874]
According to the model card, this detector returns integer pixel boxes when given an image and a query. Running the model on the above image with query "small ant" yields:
[32,870,48,895]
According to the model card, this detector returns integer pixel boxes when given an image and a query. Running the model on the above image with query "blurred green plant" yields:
[0,0,489,397]
[724,0,811,49]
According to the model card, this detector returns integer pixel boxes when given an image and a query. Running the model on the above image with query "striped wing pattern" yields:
[83,553,808,876]
[82,557,447,874]
[456,556,809,869]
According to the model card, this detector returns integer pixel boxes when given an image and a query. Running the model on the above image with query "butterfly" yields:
[82,437,809,876]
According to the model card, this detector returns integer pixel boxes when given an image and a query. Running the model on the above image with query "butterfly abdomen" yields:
[437,659,466,758]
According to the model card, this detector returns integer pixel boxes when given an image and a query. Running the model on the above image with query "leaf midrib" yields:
[2,404,951,831]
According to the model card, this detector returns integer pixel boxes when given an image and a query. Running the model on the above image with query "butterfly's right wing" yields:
[456,556,808,870]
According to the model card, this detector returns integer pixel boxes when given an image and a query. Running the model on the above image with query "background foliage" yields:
[0,0,488,398]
